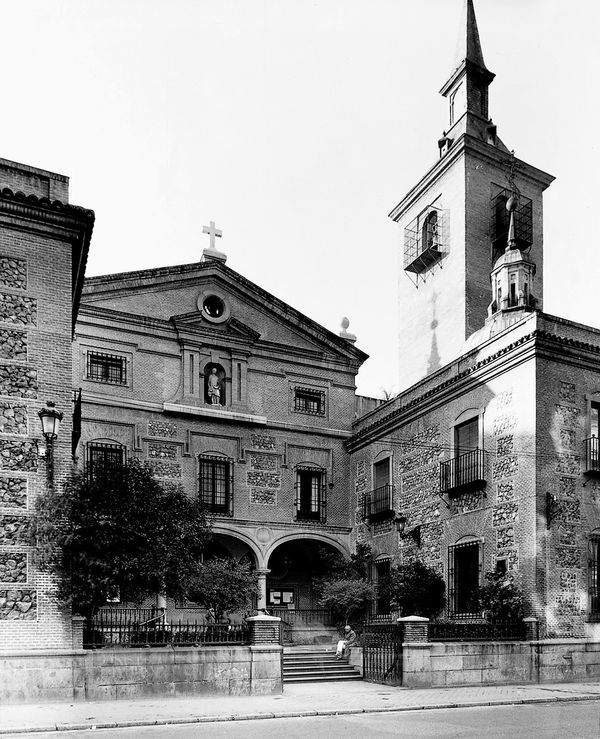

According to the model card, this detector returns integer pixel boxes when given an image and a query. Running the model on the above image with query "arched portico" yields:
[209,525,262,566]
[264,534,350,613]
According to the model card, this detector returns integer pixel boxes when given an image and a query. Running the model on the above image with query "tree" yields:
[313,543,373,587]
[31,459,212,623]
[186,557,259,622]
[472,571,525,622]
[382,560,446,619]
[317,578,375,624]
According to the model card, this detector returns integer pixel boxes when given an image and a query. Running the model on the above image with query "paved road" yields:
[12,700,600,738]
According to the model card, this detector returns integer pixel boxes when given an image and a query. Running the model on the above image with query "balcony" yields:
[362,484,395,521]
[585,437,600,476]
[439,449,486,496]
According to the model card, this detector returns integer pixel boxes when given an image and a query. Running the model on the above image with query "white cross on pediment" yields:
[202,221,222,251]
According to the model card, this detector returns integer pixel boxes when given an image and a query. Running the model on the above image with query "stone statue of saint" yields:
[208,368,220,405]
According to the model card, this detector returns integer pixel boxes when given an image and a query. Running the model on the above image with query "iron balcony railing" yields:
[362,484,395,520]
[440,449,486,495]
[585,437,600,476]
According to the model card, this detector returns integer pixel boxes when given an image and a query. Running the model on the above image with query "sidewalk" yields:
[3,681,600,735]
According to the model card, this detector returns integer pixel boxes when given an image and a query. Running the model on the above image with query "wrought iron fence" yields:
[85,615,249,649]
[268,608,337,626]
[362,623,403,685]
[429,621,527,642]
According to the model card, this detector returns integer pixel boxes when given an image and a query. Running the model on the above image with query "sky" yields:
[2,0,599,397]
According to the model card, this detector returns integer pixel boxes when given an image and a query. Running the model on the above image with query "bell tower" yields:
[391,0,554,392]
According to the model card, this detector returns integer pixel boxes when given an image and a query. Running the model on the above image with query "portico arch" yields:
[265,534,350,612]
[209,525,261,566]
[264,532,349,564]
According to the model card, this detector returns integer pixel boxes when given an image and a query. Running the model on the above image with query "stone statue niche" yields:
[204,363,226,406]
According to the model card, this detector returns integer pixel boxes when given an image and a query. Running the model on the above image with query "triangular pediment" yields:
[81,260,367,364]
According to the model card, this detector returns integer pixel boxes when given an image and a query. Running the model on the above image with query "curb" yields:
[2,693,600,735]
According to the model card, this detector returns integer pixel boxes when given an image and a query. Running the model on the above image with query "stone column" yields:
[397,615,432,688]
[256,569,270,612]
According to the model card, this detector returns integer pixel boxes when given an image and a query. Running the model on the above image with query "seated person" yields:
[336,624,357,659]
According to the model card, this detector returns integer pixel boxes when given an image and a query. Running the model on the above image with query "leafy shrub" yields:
[382,560,446,619]
[472,571,525,622]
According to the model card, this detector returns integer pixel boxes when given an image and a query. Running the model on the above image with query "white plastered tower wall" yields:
[391,0,553,393]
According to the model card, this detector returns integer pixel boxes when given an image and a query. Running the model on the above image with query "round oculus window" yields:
[203,295,225,319]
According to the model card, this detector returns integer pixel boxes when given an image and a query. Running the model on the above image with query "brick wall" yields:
[0,159,91,651]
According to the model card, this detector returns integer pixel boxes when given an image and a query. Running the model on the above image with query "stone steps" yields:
[282,648,362,683]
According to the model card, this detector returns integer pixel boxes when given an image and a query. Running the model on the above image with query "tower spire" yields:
[454,0,490,76]
[438,0,501,157]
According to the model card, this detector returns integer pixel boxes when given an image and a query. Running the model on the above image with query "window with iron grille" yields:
[374,558,391,615]
[403,205,447,277]
[293,387,326,416]
[448,540,482,617]
[87,442,125,478]
[585,402,600,475]
[199,456,232,515]
[87,351,127,385]
[440,417,486,495]
[589,536,600,620]
[295,467,326,522]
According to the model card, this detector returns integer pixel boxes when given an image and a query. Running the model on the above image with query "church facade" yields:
[74,244,369,620]
[2,0,600,654]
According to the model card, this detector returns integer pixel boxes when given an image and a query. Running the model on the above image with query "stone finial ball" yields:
[341,317,350,330]
[506,195,519,213]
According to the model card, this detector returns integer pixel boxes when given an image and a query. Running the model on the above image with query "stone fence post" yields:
[398,615,430,641]
[72,615,86,650]
[523,617,539,641]
[246,615,282,645]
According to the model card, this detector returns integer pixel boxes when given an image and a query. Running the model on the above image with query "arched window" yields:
[294,465,326,523]
[421,210,438,252]
[86,440,125,478]
[198,453,233,515]
[448,537,483,616]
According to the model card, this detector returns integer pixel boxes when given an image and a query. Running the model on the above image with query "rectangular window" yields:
[455,417,479,455]
[87,442,124,478]
[589,537,600,620]
[363,458,394,520]
[199,457,232,515]
[448,540,482,617]
[295,468,325,522]
[374,458,390,489]
[293,387,326,416]
[87,351,127,385]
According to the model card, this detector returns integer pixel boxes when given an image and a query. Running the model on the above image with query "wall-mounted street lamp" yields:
[38,401,63,485]
[394,515,421,547]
